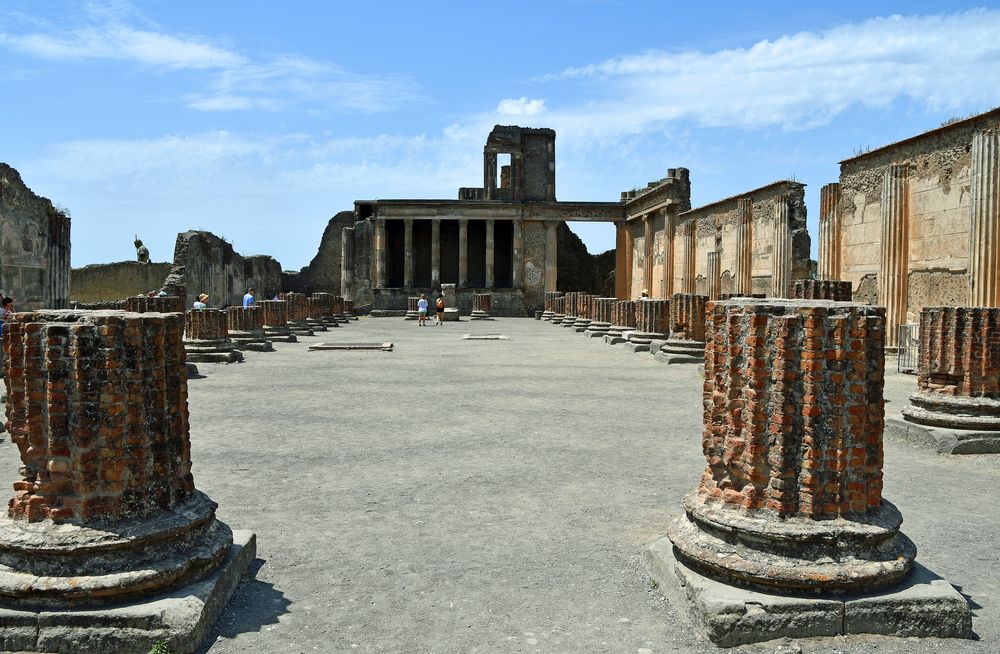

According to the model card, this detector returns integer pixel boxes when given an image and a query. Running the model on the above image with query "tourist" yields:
[156,290,168,297]
[417,294,429,326]
[434,293,445,326]
[0,296,13,337]
[193,293,209,309]
[640,288,650,300]
[243,287,256,307]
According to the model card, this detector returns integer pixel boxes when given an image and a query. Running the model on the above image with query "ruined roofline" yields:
[354,198,620,209]
[839,105,1000,165]
[678,179,804,218]
[489,125,556,137]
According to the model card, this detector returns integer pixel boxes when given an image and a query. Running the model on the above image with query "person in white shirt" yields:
[193,293,209,309]
[417,294,429,326]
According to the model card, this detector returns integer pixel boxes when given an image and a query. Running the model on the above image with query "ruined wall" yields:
[283,210,354,294]
[70,261,172,302]
[836,109,1000,318]
[0,163,71,309]
[162,231,283,309]
[348,220,374,309]
[522,221,546,311]
[556,222,596,293]
[629,220,645,298]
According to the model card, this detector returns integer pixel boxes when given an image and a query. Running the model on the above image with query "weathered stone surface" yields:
[226,306,272,351]
[71,261,173,304]
[793,280,853,301]
[123,295,184,314]
[541,291,562,321]
[284,293,315,336]
[184,309,242,363]
[260,300,298,343]
[470,293,493,320]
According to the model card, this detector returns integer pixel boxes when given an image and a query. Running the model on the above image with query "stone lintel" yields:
[644,537,971,647]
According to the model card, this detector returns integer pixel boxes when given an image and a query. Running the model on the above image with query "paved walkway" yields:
[7,317,994,653]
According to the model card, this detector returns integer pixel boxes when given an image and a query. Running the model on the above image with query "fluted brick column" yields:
[542,291,563,320]
[662,208,676,299]
[734,198,753,295]
[227,306,272,352]
[771,195,791,298]
[561,291,579,328]
[311,292,341,326]
[573,294,594,330]
[706,251,721,301]
[374,219,386,288]
[970,130,1000,307]
[633,299,669,336]
[0,309,233,605]
[551,296,566,324]
[124,295,184,313]
[657,293,708,363]
[794,280,853,301]
[819,183,841,280]
[879,164,909,347]
[184,309,242,363]
[682,220,696,294]
[284,292,314,336]
[405,297,420,320]
[666,298,915,592]
[545,222,557,293]
[471,293,493,320]
[643,215,654,294]
[586,297,614,335]
[260,300,297,343]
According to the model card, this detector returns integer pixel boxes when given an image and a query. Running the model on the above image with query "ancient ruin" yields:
[887,306,1000,453]
[606,299,637,344]
[0,309,253,652]
[656,293,708,364]
[572,294,593,332]
[818,109,1000,346]
[260,299,297,343]
[0,164,71,310]
[645,298,970,645]
[123,295,184,313]
[794,279,853,301]
[541,291,562,321]
[470,293,493,320]
[584,297,614,337]
[184,309,243,363]
[226,306,273,352]
[625,299,669,352]
[284,292,315,336]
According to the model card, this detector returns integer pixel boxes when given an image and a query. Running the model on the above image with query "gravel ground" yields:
[8,317,993,654]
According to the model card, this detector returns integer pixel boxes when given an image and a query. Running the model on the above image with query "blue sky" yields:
[3,1,1000,270]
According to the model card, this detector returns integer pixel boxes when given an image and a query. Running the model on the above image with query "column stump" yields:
[560,292,579,328]
[470,293,493,321]
[260,300,298,343]
[542,291,562,321]
[656,293,708,364]
[284,293,315,337]
[644,299,969,646]
[625,299,669,353]
[405,297,420,320]
[0,310,254,653]
[887,306,1000,453]
[184,310,243,363]
[584,297,614,337]
[226,306,273,352]
[550,296,566,325]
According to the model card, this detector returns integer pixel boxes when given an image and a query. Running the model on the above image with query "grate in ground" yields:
[461,334,510,340]
[309,342,393,351]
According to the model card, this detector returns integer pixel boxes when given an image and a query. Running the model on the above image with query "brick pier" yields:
[584,297,614,337]
[284,292,315,336]
[470,293,493,320]
[0,310,253,650]
[405,297,420,320]
[888,306,1000,453]
[793,279,853,301]
[560,292,579,328]
[227,306,273,352]
[625,299,669,352]
[260,300,298,343]
[184,309,243,363]
[657,293,708,364]
[542,291,562,321]
[550,296,566,325]
[645,298,969,645]
[605,300,637,344]
[309,293,343,327]
[123,295,184,313]
[572,294,594,332]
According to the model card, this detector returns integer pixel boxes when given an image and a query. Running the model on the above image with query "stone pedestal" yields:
[284,293,315,336]
[260,300,298,343]
[645,298,969,646]
[542,291,562,321]
[184,310,243,363]
[584,297,614,337]
[550,296,566,325]
[605,300,636,345]
[560,292,579,328]
[657,293,707,364]
[226,306,273,352]
[626,299,669,352]
[123,295,184,313]
[573,294,594,332]
[0,310,253,653]
[887,306,1000,453]
[470,293,493,320]
[404,296,420,320]
[794,279,853,301]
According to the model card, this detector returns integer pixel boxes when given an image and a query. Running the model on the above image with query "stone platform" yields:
[644,537,971,647]
[184,339,244,364]
[0,530,256,653]
[886,414,1000,454]
[655,339,705,364]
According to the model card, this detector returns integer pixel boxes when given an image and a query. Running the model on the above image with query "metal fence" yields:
[897,323,919,374]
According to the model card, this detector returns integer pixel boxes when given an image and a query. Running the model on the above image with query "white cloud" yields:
[531,9,1000,136]
[0,25,244,68]
[497,97,546,116]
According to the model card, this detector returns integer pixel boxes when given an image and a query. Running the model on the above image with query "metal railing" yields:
[897,323,919,374]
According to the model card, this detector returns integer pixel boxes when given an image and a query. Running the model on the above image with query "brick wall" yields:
[794,280,853,301]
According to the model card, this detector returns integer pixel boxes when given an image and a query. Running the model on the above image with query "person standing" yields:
[417,294,429,326]
[434,293,445,326]
[242,287,256,307]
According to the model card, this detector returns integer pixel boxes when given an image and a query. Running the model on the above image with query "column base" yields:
[886,413,1000,454]
[285,321,314,337]
[550,314,565,325]
[469,311,493,321]
[184,339,243,364]
[305,319,328,332]
[0,530,256,654]
[644,536,971,647]
[263,326,298,343]
[656,338,705,364]
[561,315,578,328]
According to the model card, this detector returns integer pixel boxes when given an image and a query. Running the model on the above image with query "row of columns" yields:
[374,218,553,291]
[818,183,841,280]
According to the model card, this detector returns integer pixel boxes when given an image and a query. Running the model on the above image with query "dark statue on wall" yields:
[134,235,150,263]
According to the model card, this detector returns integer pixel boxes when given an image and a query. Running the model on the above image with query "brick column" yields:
[623,221,635,298]
[551,295,566,325]
[665,298,915,592]
[374,219,386,289]
[260,300,296,343]
[184,309,242,363]
[658,293,708,364]
[459,219,469,288]
[794,280,852,301]
[405,297,420,320]
[893,307,1000,453]
[630,299,669,340]
[734,197,753,294]
[432,218,441,288]
[879,164,909,347]
[819,183,841,280]
[0,309,234,604]
[485,219,495,289]
[615,223,627,299]
[572,294,594,331]
[512,218,524,289]
[969,130,1000,307]
[643,214,654,294]
[585,297,614,336]
[706,251,721,301]
[341,226,355,301]
[683,220,696,294]
[470,293,493,320]
[305,297,330,332]
[123,295,184,313]
[771,194,791,298]
[227,306,272,352]
[404,218,414,289]
[662,208,675,299]
[561,291,579,328]
[311,292,341,326]
[542,291,562,321]
[284,292,315,336]
[545,222,558,293]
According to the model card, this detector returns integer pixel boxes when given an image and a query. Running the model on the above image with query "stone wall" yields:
[70,261,172,303]
[161,231,283,309]
[0,163,71,309]
[283,210,354,294]
[556,222,597,293]
[830,108,1000,321]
